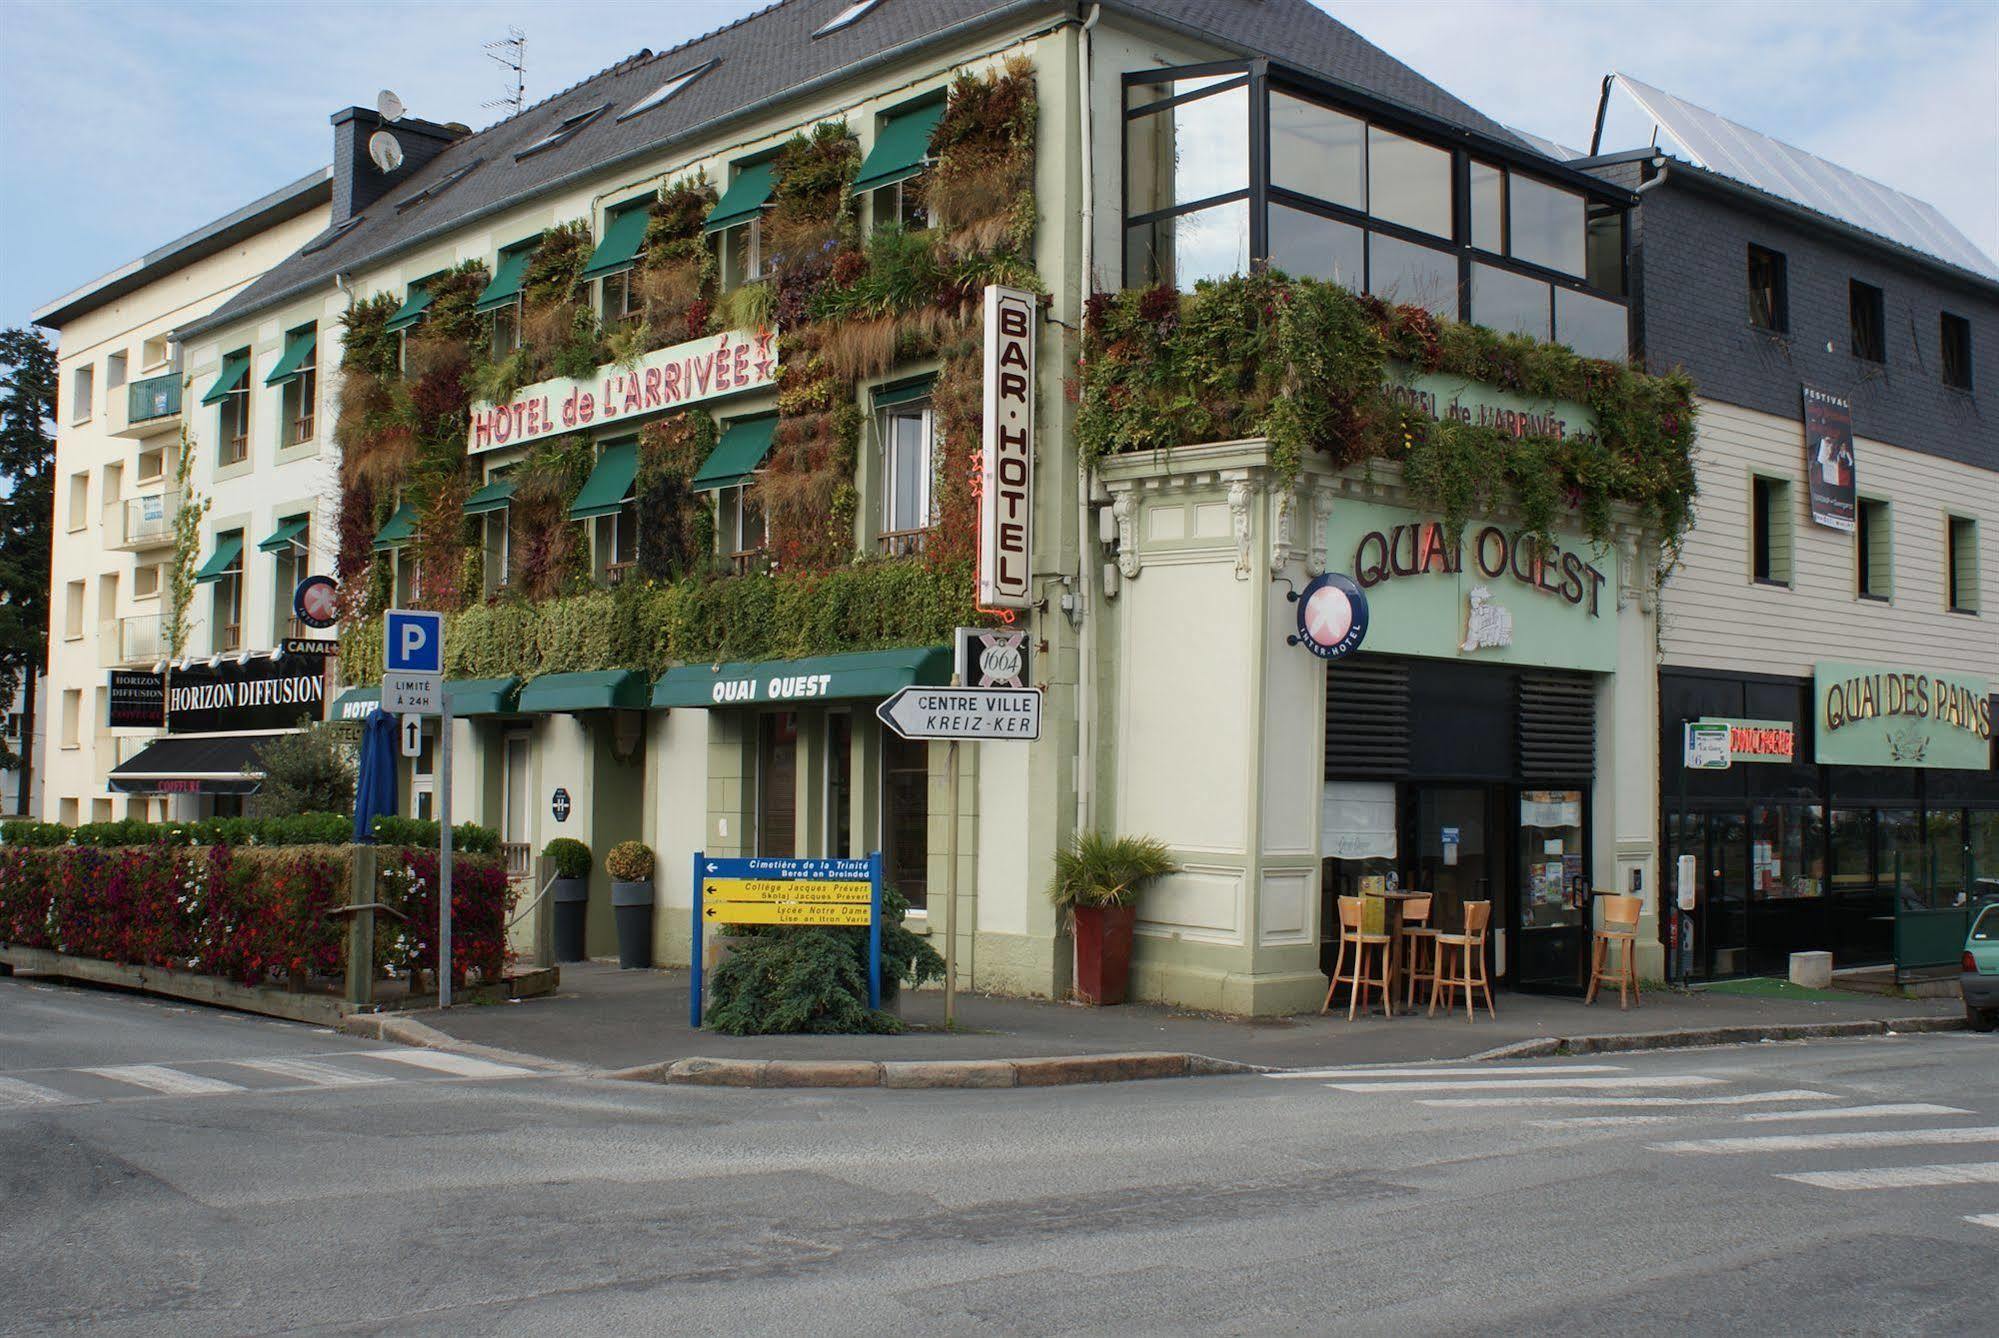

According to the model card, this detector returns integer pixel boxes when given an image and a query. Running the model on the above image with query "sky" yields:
[1,0,1994,337]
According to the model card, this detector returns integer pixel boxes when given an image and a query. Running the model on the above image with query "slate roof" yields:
[179,0,1554,340]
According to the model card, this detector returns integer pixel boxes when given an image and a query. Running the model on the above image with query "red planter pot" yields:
[1072,904,1138,1005]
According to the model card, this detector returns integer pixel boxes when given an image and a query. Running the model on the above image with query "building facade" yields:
[3,674,44,818]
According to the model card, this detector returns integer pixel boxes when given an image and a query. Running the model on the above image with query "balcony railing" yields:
[876,526,931,557]
[603,560,637,588]
[103,492,182,550]
[100,614,164,667]
[113,373,182,439]
[501,842,533,880]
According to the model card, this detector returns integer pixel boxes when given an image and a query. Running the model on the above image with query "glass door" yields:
[1515,787,1589,993]
[1412,786,1492,935]
[1702,810,1750,978]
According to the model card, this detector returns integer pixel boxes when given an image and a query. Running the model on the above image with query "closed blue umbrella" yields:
[352,708,399,844]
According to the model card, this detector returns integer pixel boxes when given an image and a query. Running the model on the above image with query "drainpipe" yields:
[1074,2,1101,839]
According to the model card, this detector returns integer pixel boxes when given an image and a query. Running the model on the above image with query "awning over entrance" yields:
[108,734,265,795]
[568,440,638,520]
[332,686,380,720]
[518,670,649,713]
[447,677,522,716]
[652,645,951,708]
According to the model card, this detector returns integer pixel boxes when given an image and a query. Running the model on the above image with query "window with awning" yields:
[691,415,778,492]
[568,440,639,520]
[384,278,435,333]
[854,98,946,194]
[192,534,244,584]
[704,160,776,234]
[372,502,418,551]
[583,205,651,280]
[199,351,251,405]
[463,476,515,516]
[256,516,309,554]
[475,240,538,311]
[263,326,318,385]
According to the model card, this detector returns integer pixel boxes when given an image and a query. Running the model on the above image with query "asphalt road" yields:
[2,977,1993,1336]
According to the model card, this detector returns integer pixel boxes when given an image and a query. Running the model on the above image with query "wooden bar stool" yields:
[1586,893,1643,1009]
[1429,900,1495,1021]
[1322,896,1394,1020]
[1400,894,1437,1009]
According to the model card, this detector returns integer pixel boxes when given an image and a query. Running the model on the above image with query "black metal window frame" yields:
[1121,60,1632,342]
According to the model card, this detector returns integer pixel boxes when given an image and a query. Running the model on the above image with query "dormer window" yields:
[516,104,609,160]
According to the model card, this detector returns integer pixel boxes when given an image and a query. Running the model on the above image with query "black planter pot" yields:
[551,877,590,963]
[611,879,655,969]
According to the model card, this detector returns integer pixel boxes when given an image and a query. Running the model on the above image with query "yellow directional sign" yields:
[701,878,871,905]
[702,900,872,927]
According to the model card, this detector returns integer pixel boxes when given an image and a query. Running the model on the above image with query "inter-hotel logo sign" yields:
[467,328,778,455]
[1814,660,1993,770]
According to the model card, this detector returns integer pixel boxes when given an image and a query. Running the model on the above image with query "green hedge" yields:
[1,813,499,853]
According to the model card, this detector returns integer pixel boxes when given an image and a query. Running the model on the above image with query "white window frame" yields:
[878,398,935,542]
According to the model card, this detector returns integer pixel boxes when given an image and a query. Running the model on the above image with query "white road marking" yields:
[1530,1115,1684,1128]
[236,1057,394,1088]
[1778,1162,1999,1191]
[1735,1103,1972,1123]
[1965,1213,1999,1229]
[1654,1126,1999,1155]
[1270,1064,1627,1081]
[79,1064,246,1096]
[0,1075,81,1108]
[1327,1074,1722,1093]
[364,1048,533,1079]
[1420,1089,1835,1109]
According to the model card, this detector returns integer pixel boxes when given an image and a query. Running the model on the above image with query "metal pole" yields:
[690,850,703,1029]
[944,737,960,1029]
[439,698,454,1008]
[1675,719,1688,989]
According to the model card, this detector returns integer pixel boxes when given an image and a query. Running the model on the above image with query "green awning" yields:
[256,516,309,554]
[372,502,418,551]
[383,281,433,333]
[704,160,775,233]
[652,646,952,708]
[871,374,936,409]
[199,351,250,405]
[332,687,381,721]
[518,670,649,714]
[582,206,651,280]
[475,242,537,312]
[263,327,318,385]
[691,415,778,492]
[853,100,947,194]
[445,677,522,716]
[463,477,515,516]
[568,440,639,520]
[192,535,244,584]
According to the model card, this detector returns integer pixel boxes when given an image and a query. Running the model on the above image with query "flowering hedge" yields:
[0,842,513,991]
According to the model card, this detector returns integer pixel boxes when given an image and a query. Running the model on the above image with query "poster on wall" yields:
[1801,385,1856,533]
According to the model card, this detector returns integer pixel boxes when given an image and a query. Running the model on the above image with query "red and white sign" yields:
[467,327,778,455]
[979,286,1035,609]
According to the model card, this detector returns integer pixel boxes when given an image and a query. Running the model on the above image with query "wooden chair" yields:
[1400,894,1437,1009]
[1430,900,1495,1021]
[1322,896,1394,1020]
[1586,893,1643,1009]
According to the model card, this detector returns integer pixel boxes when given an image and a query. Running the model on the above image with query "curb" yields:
[1468,1013,1966,1061]
[606,1051,1262,1090]
[339,1012,585,1075]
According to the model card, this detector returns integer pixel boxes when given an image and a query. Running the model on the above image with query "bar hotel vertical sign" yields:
[980,286,1034,609]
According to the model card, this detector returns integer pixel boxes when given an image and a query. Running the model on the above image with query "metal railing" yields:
[103,492,181,549]
[100,614,164,667]
[126,373,181,424]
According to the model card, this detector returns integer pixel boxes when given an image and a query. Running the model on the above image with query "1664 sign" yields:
[979,286,1035,609]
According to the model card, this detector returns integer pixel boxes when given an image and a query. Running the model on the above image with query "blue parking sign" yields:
[384,608,444,674]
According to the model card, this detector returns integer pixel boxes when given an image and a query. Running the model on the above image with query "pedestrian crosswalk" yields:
[1274,1053,1998,1235]
[0,1046,538,1110]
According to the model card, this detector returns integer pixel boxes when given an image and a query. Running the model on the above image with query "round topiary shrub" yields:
[605,840,655,883]
[542,837,591,880]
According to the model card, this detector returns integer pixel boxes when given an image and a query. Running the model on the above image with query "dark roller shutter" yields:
[1326,656,1409,777]
[1519,671,1596,779]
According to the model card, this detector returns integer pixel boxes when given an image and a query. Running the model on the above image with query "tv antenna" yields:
[483,27,527,119]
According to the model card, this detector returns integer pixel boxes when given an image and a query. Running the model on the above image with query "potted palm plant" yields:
[544,837,592,962]
[1047,831,1177,1005]
[605,840,656,970]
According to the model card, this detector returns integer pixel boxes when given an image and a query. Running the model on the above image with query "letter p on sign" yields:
[384,608,445,674]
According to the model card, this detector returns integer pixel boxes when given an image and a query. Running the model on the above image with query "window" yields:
[137,446,165,484]
[1850,280,1885,362]
[211,531,244,652]
[66,471,88,532]
[270,516,311,636]
[825,711,854,857]
[1124,198,1251,290]
[134,563,161,600]
[69,364,93,424]
[1941,312,1972,390]
[617,61,716,121]
[878,391,934,553]
[1856,498,1892,600]
[882,730,929,909]
[1507,175,1585,278]
[491,296,522,357]
[718,484,766,571]
[65,580,85,639]
[1555,287,1629,361]
[723,219,765,290]
[1748,245,1787,331]
[61,690,81,750]
[515,104,608,159]
[394,550,416,607]
[1269,91,1364,211]
[813,0,883,36]
[217,347,251,465]
[600,267,642,328]
[1584,203,1625,295]
[1126,81,1249,217]
[1947,515,1980,613]
[1751,475,1792,586]
[106,351,128,391]
[140,334,172,372]
[756,712,798,857]
[1367,232,1457,318]
[1468,160,1505,253]
[410,731,436,820]
[871,179,928,233]
[1365,126,1451,239]
[600,500,639,584]
[1471,262,1551,341]
[1267,203,1363,289]
[279,329,318,447]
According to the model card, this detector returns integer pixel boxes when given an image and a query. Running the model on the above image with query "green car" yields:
[1966,903,1999,1033]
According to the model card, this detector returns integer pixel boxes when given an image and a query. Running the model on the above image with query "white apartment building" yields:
[3,674,44,818]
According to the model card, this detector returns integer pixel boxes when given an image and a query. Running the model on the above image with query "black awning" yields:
[108,734,266,796]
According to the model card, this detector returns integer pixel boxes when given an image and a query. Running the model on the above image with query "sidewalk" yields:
[414,962,1962,1074]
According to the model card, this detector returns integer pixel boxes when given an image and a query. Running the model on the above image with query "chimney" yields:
[329,107,468,226]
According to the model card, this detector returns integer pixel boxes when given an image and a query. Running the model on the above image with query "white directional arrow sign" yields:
[399,715,423,758]
[875,686,1041,742]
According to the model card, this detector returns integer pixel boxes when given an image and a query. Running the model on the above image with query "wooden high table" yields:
[1365,890,1431,1010]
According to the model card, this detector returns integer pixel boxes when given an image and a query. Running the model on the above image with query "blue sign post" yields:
[384,608,445,673]
[690,852,883,1028]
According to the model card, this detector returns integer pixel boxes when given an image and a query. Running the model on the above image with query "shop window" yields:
[878,394,934,555]
[1855,498,1892,600]
[1507,174,1585,278]
[218,351,251,466]
[280,332,318,447]
[1468,161,1504,253]
[1520,789,1586,930]
[757,712,798,858]
[211,530,244,652]
[1267,203,1363,290]
[70,363,93,424]
[718,483,766,572]
[1927,808,1966,908]
[1946,514,1980,612]
[1748,245,1787,331]
[1969,811,1999,898]
[1555,287,1628,361]
[1471,262,1550,341]
[66,471,88,532]
[1320,780,1397,907]
[1365,126,1451,239]
[1849,279,1885,362]
[882,729,928,909]
[1269,90,1364,212]
[1751,475,1792,586]
[1941,312,1972,390]
[1125,82,1248,217]
[1366,232,1457,319]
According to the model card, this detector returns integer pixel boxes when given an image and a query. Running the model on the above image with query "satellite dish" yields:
[377,89,406,122]
[368,130,405,173]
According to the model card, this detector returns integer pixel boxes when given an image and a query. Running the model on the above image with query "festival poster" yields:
[1801,385,1856,532]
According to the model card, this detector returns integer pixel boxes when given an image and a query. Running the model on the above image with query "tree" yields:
[247,718,357,818]
[0,328,56,813]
